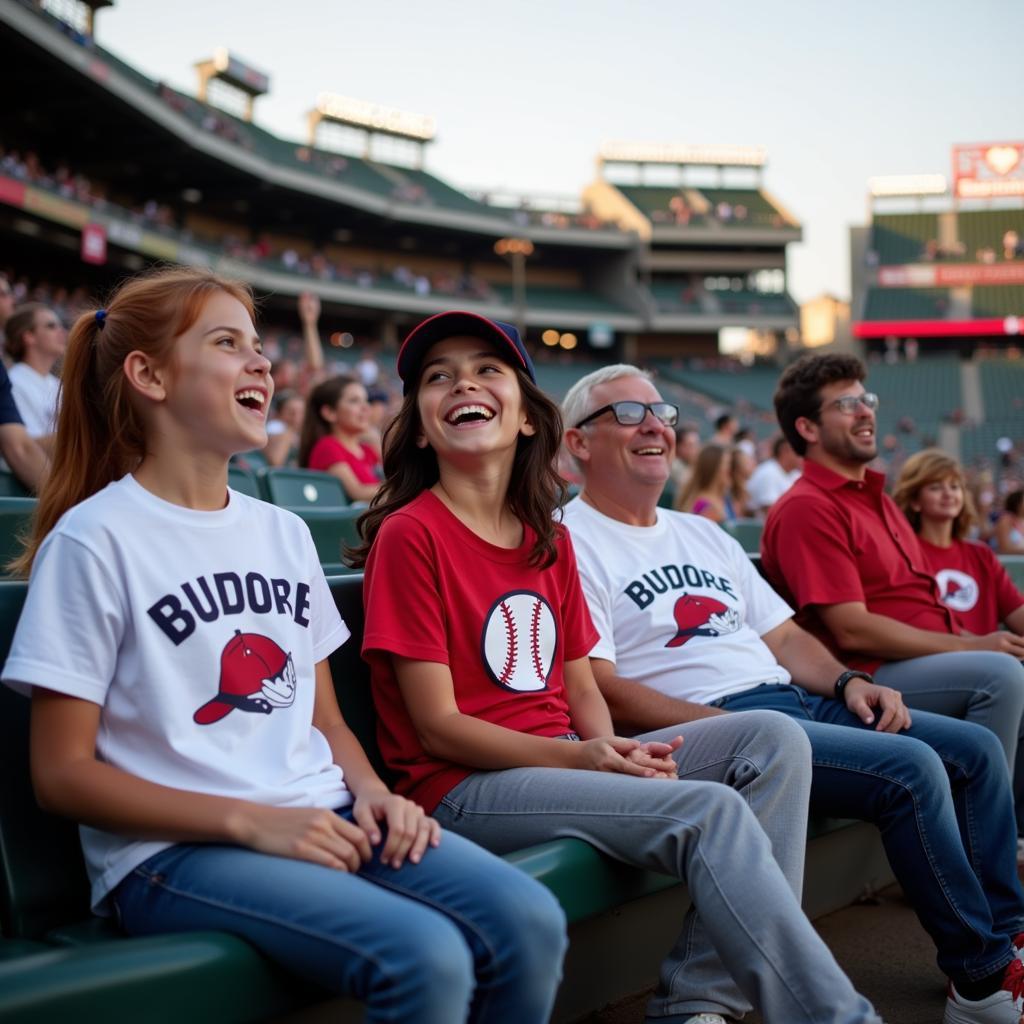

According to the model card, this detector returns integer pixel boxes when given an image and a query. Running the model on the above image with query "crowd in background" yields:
[2,263,1023,548]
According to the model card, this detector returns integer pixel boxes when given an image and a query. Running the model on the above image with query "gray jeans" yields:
[875,651,1024,833]
[433,710,881,1024]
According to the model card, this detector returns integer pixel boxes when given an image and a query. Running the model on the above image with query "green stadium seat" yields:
[723,518,764,554]
[259,469,348,509]
[292,507,364,571]
[0,471,31,498]
[226,465,262,500]
[0,499,35,576]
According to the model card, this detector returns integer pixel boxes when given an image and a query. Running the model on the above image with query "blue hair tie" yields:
[95,309,107,329]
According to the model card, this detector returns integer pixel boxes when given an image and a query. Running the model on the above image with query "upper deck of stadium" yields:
[0,0,802,357]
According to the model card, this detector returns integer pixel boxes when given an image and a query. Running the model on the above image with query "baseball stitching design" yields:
[482,590,556,692]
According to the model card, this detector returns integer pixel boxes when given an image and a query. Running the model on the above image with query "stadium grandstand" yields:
[0,0,801,381]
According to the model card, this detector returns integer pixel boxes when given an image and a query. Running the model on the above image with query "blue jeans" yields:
[713,683,1024,983]
[874,651,1024,835]
[112,810,567,1024]
[434,712,881,1024]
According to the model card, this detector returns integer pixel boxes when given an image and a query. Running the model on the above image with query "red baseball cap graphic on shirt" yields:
[194,630,296,725]
[665,594,741,648]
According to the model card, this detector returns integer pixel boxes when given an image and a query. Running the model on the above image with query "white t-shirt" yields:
[3,474,351,913]
[7,362,60,437]
[747,459,800,511]
[562,497,793,704]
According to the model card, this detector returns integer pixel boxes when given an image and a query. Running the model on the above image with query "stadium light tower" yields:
[494,237,534,338]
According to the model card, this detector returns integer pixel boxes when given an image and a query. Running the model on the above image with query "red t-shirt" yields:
[362,490,599,812]
[917,536,1024,636]
[761,459,956,673]
[307,436,381,485]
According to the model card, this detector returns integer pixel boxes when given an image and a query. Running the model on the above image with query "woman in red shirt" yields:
[894,449,1024,636]
[299,375,382,503]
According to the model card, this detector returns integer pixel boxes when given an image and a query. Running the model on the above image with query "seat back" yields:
[0,471,31,498]
[0,582,91,939]
[325,574,390,781]
[294,508,364,570]
[226,465,263,500]
[260,469,348,509]
[0,498,36,575]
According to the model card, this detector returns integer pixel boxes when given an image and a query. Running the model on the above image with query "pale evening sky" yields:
[95,0,1024,304]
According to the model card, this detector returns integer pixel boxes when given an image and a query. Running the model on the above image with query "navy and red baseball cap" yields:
[396,311,536,395]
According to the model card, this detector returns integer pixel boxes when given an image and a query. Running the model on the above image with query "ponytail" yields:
[10,266,254,577]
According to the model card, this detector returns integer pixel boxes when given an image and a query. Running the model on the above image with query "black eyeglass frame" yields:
[574,401,680,430]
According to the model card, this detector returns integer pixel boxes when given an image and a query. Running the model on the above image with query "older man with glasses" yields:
[560,362,1024,1023]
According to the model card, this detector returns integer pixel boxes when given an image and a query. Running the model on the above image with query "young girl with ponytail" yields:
[2,268,566,1024]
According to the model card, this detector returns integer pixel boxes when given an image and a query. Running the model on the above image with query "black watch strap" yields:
[834,669,874,700]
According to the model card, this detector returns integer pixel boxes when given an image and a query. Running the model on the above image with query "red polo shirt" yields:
[761,458,956,673]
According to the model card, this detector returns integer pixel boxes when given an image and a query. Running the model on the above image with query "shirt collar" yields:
[803,457,886,493]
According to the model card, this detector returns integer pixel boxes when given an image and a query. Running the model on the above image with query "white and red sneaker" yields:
[944,957,1024,1023]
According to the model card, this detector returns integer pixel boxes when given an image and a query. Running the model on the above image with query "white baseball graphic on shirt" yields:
[482,590,556,692]
[935,568,980,612]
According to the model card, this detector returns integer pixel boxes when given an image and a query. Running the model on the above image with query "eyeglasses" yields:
[822,392,880,416]
[575,401,679,429]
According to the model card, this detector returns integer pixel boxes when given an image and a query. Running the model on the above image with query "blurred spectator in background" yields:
[894,450,1024,636]
[0,360,48,491]
[669,422,700,492]
[994,490,1024,556]
[299,375,381,504]
[4,303,65,444]
[674,443,735,524]
[262,389,305,468]
[730,441,755,518]
[748,436,802,516]
[710,412,737,447]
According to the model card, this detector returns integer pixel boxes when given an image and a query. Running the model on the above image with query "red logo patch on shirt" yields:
[666,594,741,648]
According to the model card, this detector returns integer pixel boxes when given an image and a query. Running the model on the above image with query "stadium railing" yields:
[0,573,895,1022]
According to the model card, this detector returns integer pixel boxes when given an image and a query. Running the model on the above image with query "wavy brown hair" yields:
[10,266,254,577]
[675,443,731,512]
[892,448,977,540]
[348,364,567,569]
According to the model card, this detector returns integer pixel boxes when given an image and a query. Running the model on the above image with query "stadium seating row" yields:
[0,572,894,1022]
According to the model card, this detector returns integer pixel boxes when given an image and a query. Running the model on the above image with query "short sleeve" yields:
[723,532,793,635]
[766,498,866,609]
[362,513,451,664]
[2,532,125,702]
[572,543,617,663]
[557,533,600,662]
[304,528,350,662]
[987,547,1024,623]
[307,436,345,472]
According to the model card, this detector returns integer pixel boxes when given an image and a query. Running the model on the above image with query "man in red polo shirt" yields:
[762,353,1024,843]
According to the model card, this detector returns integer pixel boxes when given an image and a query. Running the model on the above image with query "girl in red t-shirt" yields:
[299,375,381,503]
[351,310,881,1023]
[894,449,1024,636]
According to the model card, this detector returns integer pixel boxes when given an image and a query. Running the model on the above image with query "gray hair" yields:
[561,364,652,433]
[560,364,652,470]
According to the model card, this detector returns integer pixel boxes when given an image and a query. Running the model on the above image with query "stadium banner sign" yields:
[854,317,1021,339]
[212,48,270,95]
[81,223,107,266]
[879,263,1024,287]
[599,142,766,167]
[315,93,435,142]
[24,188,88,229]
[952,143,1024,199]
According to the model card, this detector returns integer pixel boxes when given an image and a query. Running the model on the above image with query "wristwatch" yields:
[834,669,874,701]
